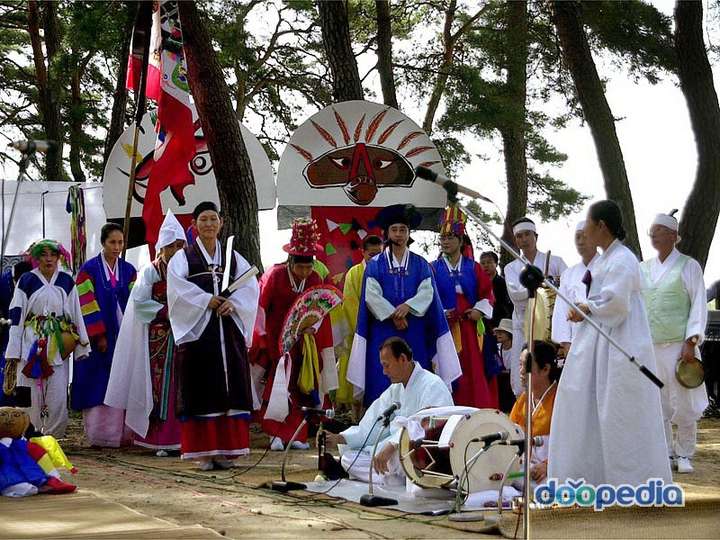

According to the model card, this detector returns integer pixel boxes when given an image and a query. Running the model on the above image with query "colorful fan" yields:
[279,285,343,355]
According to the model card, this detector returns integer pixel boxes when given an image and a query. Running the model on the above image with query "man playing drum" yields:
[325,337,453,485]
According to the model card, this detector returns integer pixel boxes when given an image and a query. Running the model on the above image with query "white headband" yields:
[513,222,536,235]
[651,214,679,232]
[575,221,586,232]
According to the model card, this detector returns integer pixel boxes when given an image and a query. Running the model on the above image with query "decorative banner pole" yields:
[122,1,152,258]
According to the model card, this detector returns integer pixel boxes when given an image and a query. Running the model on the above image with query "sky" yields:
[1,0,718,284]
[257,9,720,284]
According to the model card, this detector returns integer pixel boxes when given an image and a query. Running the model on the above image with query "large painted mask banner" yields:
[103,107,275,247]
[277,100,448,283]
[277,100,447,208]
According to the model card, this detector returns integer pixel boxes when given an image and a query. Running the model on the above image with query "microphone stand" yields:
[448,440,494,522]
[359,413,398,507]
[1,145,34,276]
[429,180,664,540]
[271,416,310,493]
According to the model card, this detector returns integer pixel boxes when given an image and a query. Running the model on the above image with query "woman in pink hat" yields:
[251,218,337,451]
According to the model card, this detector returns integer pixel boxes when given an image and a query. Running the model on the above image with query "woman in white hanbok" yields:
[548,201,671,487]
[5,240,89,437]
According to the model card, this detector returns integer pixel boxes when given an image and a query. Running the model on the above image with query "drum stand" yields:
[360,415,398,507]
[424,172,664,539]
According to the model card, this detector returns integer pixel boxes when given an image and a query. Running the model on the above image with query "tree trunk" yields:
[499,1,528,267]
[28,0,65,181]
[103,5,133,170]
[423,0,456,134]
[318,0,364,102]
[375,0,398,109]
[674,0,720,269]
[179,1,262,270]
[69,65,86,182]
[552,0,641,257]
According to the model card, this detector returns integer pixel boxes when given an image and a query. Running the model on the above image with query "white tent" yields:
[0,180,151,270]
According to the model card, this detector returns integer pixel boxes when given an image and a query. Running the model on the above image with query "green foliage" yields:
[528,171,588,221]
[582,0,676,83]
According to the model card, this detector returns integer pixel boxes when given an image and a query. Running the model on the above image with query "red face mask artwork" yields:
[292,108,439,206]
[123,119,213,208]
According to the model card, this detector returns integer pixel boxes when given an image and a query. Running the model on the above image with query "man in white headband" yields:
[551,221,599,356]
[503,217,567,396]
[640,210,708,474]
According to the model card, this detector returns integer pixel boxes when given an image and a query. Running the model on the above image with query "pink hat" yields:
[283,218,323,257]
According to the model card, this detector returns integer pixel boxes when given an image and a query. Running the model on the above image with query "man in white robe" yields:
[326,337,453,485]
[504,218,567,396]
[548,207,671,487]
[641,211,708,474]
[551,221,598,355]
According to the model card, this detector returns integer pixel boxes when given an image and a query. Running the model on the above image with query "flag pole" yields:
[122,1,152,258]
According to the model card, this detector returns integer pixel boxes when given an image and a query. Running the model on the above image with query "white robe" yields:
[551,254,598,346]
[7,268,90,436]
[104,263,165,438]
[504,251,567,396]
[548,240,672,486]
[643,248,708,457]
[339,363,453,483]
[167,241,261,410]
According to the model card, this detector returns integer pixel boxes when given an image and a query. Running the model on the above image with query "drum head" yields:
[399,406,479,489]
[676,357,704,389]
[449,409,523,494]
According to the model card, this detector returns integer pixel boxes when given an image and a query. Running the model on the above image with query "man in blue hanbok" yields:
[347,204,460,407]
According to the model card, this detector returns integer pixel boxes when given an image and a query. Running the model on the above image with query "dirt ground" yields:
[51,415,720,540]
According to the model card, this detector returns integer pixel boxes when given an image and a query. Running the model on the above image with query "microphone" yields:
[8,140,58,154]
[470,431,509,445]
[376,401,401,421]
[499,436,544,454]
[300,407,335,419]
[414,165,494,204]
[503,436,544,447]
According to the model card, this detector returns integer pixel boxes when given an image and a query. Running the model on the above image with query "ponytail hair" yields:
[588,200,626,241]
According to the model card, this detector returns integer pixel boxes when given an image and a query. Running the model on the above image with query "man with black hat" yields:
[347,204,460,407]
[167,201,260,470]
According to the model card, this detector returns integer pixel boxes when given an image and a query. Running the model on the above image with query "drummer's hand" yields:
[208,296,224,310]
[445,308,457,321]
[393,317,408,331]
[464,308,482,321]
[392,303,411,320]
[373,443,397,475]
[324,432,345,449]
[531,461,547,483]
[217,299,235,317]
[681,339,697,364]
[302,326,317,335]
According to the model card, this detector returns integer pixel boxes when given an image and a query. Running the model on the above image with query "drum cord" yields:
[314,421,377,495]
[225,436,276,479]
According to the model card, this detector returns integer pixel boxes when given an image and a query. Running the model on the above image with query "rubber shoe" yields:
[270,437,285,451]
[290,441,310,450]
[676,457,693,474]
